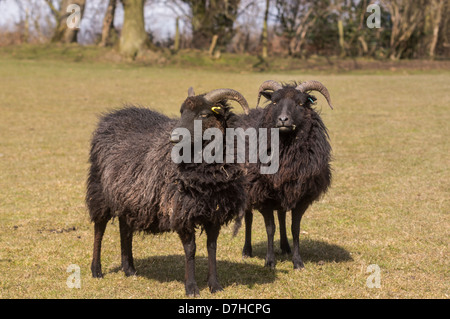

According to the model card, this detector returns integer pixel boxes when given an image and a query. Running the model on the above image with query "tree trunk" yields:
[358,35,368,55]
[174,17,180,51]
[261,0,269,59]
[99,0,118,47]
[190,1,209,49]
[428,0,444,59]
[24,8,30,43]
[338,19,346,57]
[119,0,148,58]
[51,0,86,44]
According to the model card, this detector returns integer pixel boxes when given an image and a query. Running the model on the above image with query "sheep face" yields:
[170,96,230,145]
[260,88,317,134]
[169,87,249,145]
[185,96,224,134]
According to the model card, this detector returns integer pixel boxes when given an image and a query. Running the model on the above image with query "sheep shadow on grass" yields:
[108,239,350,291]
[110,254,283,290]
[250,238,352,265]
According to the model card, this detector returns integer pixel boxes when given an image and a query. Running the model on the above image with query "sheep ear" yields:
[211,106,222,114]
[307,95,317,103]
[188,87,195,97]
[260,91,273,101]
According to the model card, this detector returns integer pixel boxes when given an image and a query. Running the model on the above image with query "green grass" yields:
[0,54,449,299]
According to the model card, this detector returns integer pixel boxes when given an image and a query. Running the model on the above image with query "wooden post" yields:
[209,34,219,57]
[174,17,180,52]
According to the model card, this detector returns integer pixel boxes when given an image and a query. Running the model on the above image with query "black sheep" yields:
[86,87,249,296]
[239,80,334,269]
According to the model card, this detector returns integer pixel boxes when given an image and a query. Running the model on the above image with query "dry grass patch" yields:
[0,57,448,298]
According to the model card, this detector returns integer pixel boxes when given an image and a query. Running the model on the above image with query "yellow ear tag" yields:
[211,106,221,114]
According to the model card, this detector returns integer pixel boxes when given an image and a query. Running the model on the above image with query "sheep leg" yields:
[278,210,291,254]
[262,208,276,268]
[291,203,308,270]
[179,230,199,297]
[91,218,108,278]
[119,215,136,276]
[242,209,253,258]
[205,223,223,293]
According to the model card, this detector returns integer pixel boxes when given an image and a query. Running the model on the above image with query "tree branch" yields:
[44,0,60,19]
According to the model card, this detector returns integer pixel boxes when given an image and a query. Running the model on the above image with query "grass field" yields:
[0,53,448,299]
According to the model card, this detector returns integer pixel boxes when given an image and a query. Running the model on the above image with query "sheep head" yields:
[256,80,333,134]
[170,87,249,144]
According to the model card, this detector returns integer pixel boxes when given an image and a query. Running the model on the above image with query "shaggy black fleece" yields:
[86,106,246,233]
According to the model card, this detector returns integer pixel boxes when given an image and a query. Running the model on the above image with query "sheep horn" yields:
[256,80,283,108]
[203,88,250,115]
[187,87,195,97]
[295,80,334,110]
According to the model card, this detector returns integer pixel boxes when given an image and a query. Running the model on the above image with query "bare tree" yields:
[274,0,319,57]
[427,0,445,59]
[329,0,347,58]
[382,0,427,60]
[261,0,269,58]
[436,0,450,57]
[99,0,118,47]
[181,0,240,50]
[227,0,262,54]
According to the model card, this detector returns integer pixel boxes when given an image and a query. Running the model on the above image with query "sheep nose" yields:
[279,116,289,123]
[170,132,181,144]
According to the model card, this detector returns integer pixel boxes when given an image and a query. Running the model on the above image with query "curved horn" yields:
[256,80,283,108]
[296,80,334,110]
[203,88,250,115]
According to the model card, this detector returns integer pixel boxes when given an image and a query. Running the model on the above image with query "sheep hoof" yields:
[293,262,305,270]
[124,269,137,277]
[186,291,200,298]
[91,264,103,278]
[209,281,223,294]
[92,272,103,279]
[123,266,137,277]
[264,260,276,269]
[185,282,200,297]
[242,246,253,258]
